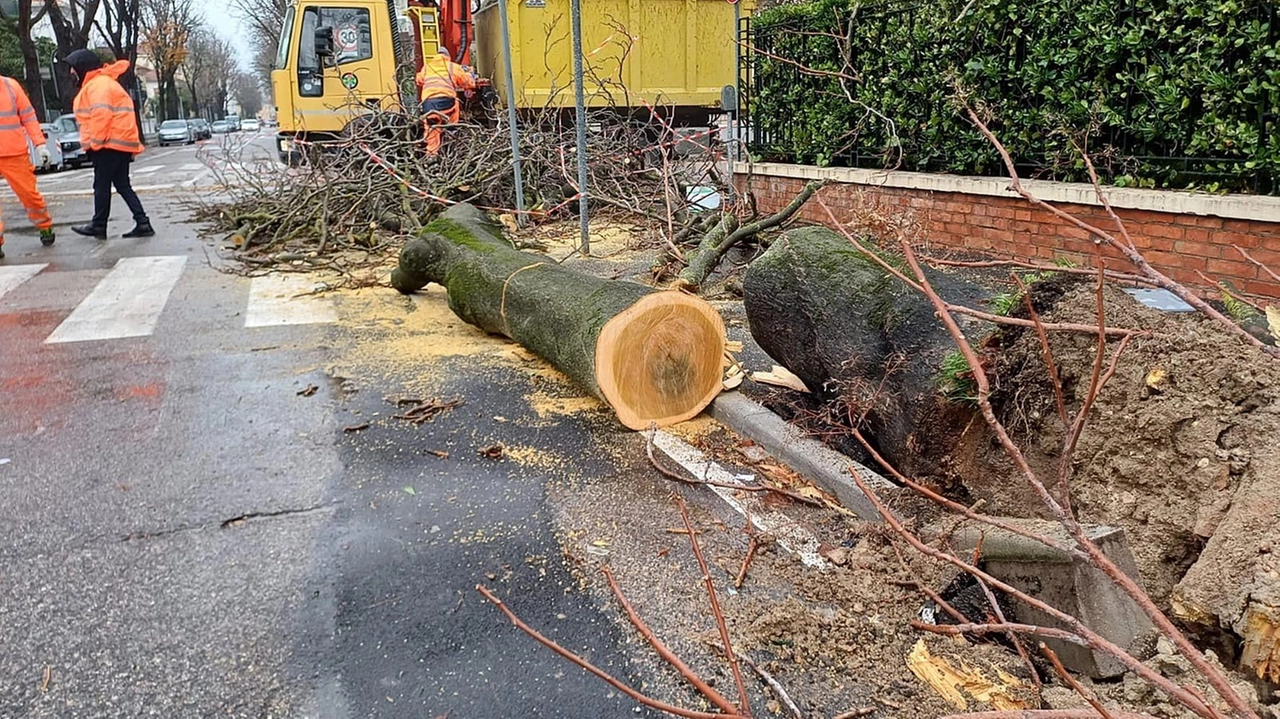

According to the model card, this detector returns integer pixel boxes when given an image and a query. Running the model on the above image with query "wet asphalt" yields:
[0,157,660,717]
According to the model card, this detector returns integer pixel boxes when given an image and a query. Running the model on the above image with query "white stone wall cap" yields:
[734,161,1280,223]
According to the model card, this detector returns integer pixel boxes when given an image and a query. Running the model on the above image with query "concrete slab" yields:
[708,392,897,521]
[943,519,1155,678]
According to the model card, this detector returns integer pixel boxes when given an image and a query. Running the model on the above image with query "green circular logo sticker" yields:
[341,73,359,90]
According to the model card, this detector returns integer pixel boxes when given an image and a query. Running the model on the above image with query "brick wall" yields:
[738,170,1280,300]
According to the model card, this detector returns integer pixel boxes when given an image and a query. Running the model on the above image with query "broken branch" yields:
[600,565,740,716]
[476,584,748,719]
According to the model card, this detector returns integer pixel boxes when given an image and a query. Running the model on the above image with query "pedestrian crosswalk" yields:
[0,257,339,345]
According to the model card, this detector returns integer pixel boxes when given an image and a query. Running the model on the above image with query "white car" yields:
[242,118,261,132]
[33,124,66,172]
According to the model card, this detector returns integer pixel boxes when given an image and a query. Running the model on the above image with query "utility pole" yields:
[570,0,589,255]
[496,0,525,221]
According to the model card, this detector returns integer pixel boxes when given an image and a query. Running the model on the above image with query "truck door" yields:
[294,5,388,132]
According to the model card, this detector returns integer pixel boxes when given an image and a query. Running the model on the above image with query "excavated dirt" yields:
[955,283,1280,608]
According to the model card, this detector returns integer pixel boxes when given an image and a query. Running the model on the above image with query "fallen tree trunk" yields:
[742,226,993,478]
[392,203,727,430]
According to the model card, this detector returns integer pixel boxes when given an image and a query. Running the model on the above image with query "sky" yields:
[205,12,256,71]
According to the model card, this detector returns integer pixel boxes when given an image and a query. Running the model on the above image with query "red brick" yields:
[1190,215,1224,228]
[1240,278,1280,299]
[1206,258,1260,281]
[1143,224,1185,240]
[1014,209,1033,222]
[1242,247,1280,268]
[1214,232,1263,250]
[1181,227,1212,243]
[1223,219,1258,233]
[1172,239,1217,258]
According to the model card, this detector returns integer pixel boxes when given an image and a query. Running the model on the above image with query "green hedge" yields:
[749,0,1279,193]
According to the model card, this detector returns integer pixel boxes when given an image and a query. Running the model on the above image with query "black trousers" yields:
[90,149,148,228]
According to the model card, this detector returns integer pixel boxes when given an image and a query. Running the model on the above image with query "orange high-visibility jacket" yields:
[73,60,143,155]
[0,76,45,158]
[415,54,477,104]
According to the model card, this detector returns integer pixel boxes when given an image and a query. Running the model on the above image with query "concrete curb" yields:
[708,392,896,521]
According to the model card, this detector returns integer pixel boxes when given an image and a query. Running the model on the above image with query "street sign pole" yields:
[570,0,590,255]
[496,0,527,221]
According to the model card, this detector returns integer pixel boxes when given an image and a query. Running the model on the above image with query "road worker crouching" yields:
[415,48,477,158]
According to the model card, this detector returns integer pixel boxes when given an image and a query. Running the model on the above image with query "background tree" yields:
[183,28,237,119]
[232,70,262,118]
[140,0,197,120]
[44,0,102,112]
[231,0,286,91]
[0,0,50,120]
[95,0,143,133]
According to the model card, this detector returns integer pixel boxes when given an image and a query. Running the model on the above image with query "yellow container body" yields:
[475,0,753,112]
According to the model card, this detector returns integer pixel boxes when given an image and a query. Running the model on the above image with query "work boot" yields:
[122,221,155,238]
[72,224,107,240]
[39,228,55,246]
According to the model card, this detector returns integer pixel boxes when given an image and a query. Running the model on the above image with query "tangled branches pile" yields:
[196,102,729,277]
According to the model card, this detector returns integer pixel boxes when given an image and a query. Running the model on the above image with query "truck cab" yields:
[272,0,397,162]
[271,0,473,164]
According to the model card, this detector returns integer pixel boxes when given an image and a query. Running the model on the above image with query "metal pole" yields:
[570,0,590,254]
[497,0,526,220]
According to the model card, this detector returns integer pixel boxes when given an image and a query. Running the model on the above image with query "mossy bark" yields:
[392,204,652,399]
[742,226,994,479]
[392,204,731,434]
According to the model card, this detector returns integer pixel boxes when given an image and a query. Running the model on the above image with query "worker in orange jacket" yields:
[415,48,477,157]
[0,74,56,260]
[65,49,153,240]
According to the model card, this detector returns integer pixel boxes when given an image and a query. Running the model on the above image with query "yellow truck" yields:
[270,0,752,162]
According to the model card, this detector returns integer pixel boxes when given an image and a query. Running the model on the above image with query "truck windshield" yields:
[274,6,295,69]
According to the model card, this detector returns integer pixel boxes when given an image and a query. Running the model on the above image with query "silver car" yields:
[157,119,195,146]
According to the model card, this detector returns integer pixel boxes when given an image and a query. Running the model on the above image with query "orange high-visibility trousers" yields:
[0,153,52,240]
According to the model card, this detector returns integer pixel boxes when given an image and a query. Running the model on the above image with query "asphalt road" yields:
[0,135,663,718]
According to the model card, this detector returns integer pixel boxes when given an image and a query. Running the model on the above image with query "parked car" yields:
[52,114,87,168]
[157,119,195,146]
[33,124,66,172]
[189,118,213,140]
[242,118,261,132]
[224,115,242,131]
[211,120,231,134]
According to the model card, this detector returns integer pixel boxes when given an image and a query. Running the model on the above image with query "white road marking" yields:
[652,430,828,569]
[45,256,186,344]
[0,263,47,302]
[178,163,205,172]
[244,274,338,328]
[133,165,164,174]
[182,170,213,188]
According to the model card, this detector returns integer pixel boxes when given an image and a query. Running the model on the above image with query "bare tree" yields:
[0,1,51,120]
[95,0,143,133]
[232,70,263,118]
[230,0,286,84]
[183,28,236,120]
[139,0,198,120]
[44,0,103,112]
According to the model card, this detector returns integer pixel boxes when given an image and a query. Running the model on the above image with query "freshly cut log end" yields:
[391,203,727,430]
[595,291,727,430]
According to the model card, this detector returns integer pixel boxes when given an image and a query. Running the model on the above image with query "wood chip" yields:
[906,639,1029,711]
[297,385,318,397]
[343,423,370,433]
[751,365,810,393]
[479,443,505,459]
[725,340,744,352]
